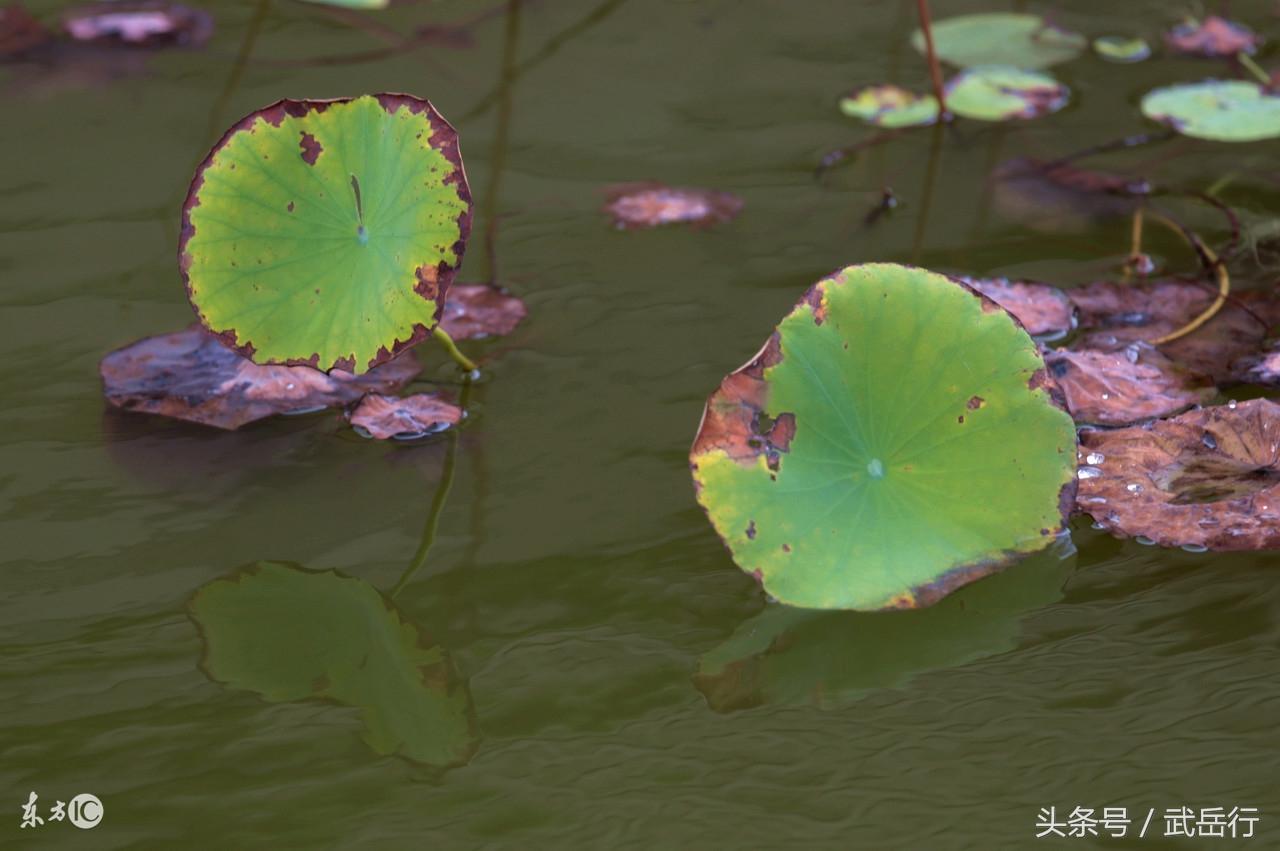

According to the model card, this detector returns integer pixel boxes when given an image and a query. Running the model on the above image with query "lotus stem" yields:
[432,325,480,374]
[390,381,471,598]
[1147,212,1230,345]
[1237,51,1271,87]
[914,0,949,119]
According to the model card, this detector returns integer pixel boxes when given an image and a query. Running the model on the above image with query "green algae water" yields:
[3,0,1279,846]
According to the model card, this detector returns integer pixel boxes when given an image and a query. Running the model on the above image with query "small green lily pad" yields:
[190,562,477,766]
[946,66,1069,122]
[913,13,1086,70]
[689,263,1078,611]
[1093,35,1151,63]
[181,95,472,374]
[1141,80,1280,142]
[839,84,939,128]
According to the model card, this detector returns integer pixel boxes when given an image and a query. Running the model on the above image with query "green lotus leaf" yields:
[1092,35,1151,64]
[946,66,1069,122]
[689,263,1077,611]
[181,95,472,374]
[912,13,1086,70]
[839,84,939,128]
[1140,80,1280,142]
[190,561,478,766]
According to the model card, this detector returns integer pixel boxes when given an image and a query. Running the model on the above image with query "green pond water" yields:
[4,0,1280,846]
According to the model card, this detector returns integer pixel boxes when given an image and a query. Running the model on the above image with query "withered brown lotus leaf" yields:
[1046,346,1214,426]
[959,276,1075,339]
[1069,280,1280,382]
[439,284,527,341]
[1076,399,1280,550]
[100,327,420,430]
[348,393,462,440]
[604,182,743,230]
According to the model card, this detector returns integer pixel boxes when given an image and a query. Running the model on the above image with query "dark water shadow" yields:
[694,539,1077,712]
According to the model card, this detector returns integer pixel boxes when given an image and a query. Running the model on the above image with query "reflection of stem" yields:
[1147,212,1230,344]
[1122,204,1144,282]
[207,0,271,143]
[910,122,944,263]
[390,381,472,598]
[459,0,628,122]
[1044,130,1175,169]
[914,0,948,118]
[482,0,521,284]
[432,326,479,373]
[971,125,1006,240]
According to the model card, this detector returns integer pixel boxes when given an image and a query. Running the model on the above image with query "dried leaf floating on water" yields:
[1165,16,1261,58]
[1045,347,1214,426]
[956,276,1075,339]
[1076,399,1280,551]
[1068,280,1280,383]
[348,393,463,440]
[604,183,743,230]
[440,284,528,341]
[689,264,1077,611]
[99,327,421,430]
[61,1,213,48]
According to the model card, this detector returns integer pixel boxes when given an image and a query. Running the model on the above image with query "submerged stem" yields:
[432,325,480,374]
[390,381,472,598]
[1237,51,1271,87]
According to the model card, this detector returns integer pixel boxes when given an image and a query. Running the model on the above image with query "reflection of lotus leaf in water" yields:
[690,264,1077,611]
[190,562,477,767]
[695,542,1076,712]
[1141,81,1280,143]
[912,13,1086,70]
[181,95,471,374]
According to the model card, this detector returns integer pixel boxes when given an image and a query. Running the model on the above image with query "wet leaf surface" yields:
[1142,80,1280,142]
[99,326,420,430]
[1045,346,1214,426]
[956,276,1075,339]
[0,3,50,57]
[440,283,528,341]
[690,263,1077,611]
[604,182,743,230]
[946,66,1069,122]
[1165,16,1260,58]
[1092,35,1151,63]
[839,84,938,128]
[1068,280,1280,383]
[62,1,212,48]
[990,157,1143,232]
[348,393,463,440]
[190,562,478,766]
[913,13,1086,70]
[182,95,472,373]
[1076,399,1280,550]
[695,543,1074,712]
